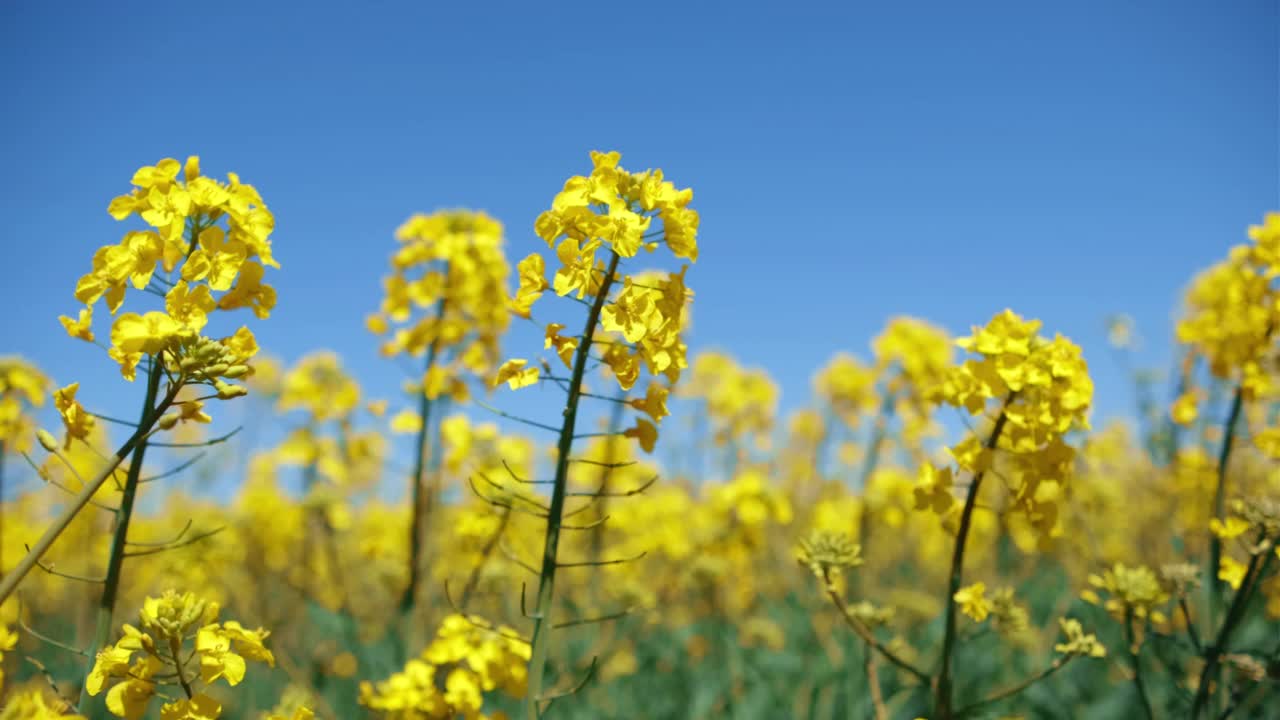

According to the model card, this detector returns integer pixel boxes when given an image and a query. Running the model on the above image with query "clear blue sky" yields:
[2,1,1277,464]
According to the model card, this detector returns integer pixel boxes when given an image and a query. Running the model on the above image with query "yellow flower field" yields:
[0,151,1278,720]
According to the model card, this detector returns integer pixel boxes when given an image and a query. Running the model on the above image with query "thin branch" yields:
[498,542,540,576]
[26,548,106,584]
[820,570,931,685]
[560,515,610,531]
[149,426,241,448]
[125,518,193,547]
[501,459,552,485]
[568,458,638,469]
[557,550,646,568]
[473,399,560,434]
[87,412,141,428]
[138,452,207,484]
[565,474,658,497]
[956,658,1068,716]
[19,451,116,511]
[122,526,224,557]
[554,606,636,629]
[1180,596,1204,654]
[441,580,531,645]
[539,656,599,712]
[18,601,89,656]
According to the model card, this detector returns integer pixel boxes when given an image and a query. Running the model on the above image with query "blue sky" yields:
[1,1,1277,479]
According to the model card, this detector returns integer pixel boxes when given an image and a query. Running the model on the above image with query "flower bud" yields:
[36,429,59,452]
[215,381,248,399]
[157,413,181,430]
[222,364,250,379]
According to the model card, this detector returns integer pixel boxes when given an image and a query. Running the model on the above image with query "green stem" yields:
[398,295,448,619]
[934,397,1013,720]
[1208,384,1243,633]
[1125,609,1155,720]
[169,635,194,699]
[823,574,931,684]
[524,251,620,720]
[78,357,163,715]
[954,657,1067,717]
[1192,547,1273,718]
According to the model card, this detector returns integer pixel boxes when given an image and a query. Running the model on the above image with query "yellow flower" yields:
[53,382,95,448]
[218,261,276,319]
[110,312,185,355]
[623,417,658,453]
[58,307,95,342]
[104,658,162,720]
[196,627,248,686]
[543,323,578,368]
[158,694,221,720]
[1210,516,1251,540]
[165,281,216,332]
[390,409,422,434]
[1171,391,1199,426]
[182,226,248,291]
[1219,556,1248,590]
[912,463,955,514]
[629,383,670,423]
[1054,618,1106,658]
[492,359,540,390]
[954,582,992,622]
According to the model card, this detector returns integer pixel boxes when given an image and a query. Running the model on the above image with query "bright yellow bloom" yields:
[1054,618,1107,658]
[390,409,423,434]
[165,281,216,332]
[492,359,540,390]
[53,382,95,448]
[954,582,992,622]
[58,307,95,342]
[1219,556,1248,590]
[624,417,658,453]
[1171,391,1199,426]
[1210,516,1250,540]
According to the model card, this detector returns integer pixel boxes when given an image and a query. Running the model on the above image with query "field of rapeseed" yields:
[0,149,1277,720]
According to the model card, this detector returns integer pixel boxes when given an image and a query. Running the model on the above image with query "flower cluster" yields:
[1054,618,1107,658]
[0,357,50,454]
[60,157,275,413]
[685,352,779,450]
[795,529,863,584]
[1081,563,1171,623]
[86,590,274,719]
[359,614,530,719]
[368,209,511,401]
[497,151,698,454]
[924,309,1094,536]
[1176,214,1280,400]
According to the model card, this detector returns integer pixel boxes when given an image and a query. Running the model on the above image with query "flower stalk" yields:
[524,250,620,720]
[934,397,1013,719]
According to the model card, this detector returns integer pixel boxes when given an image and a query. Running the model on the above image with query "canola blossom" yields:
[1,155,1279,720]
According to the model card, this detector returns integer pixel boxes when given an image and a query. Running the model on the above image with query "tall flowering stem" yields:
[399,294,447,617]
[78,359,163,712]
[924,310,1093,718]
[1207,383,1244,633]
[934,399,1011,718]
[487,151,697,717]
[366,211,511,623]
[525,249,621,719]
